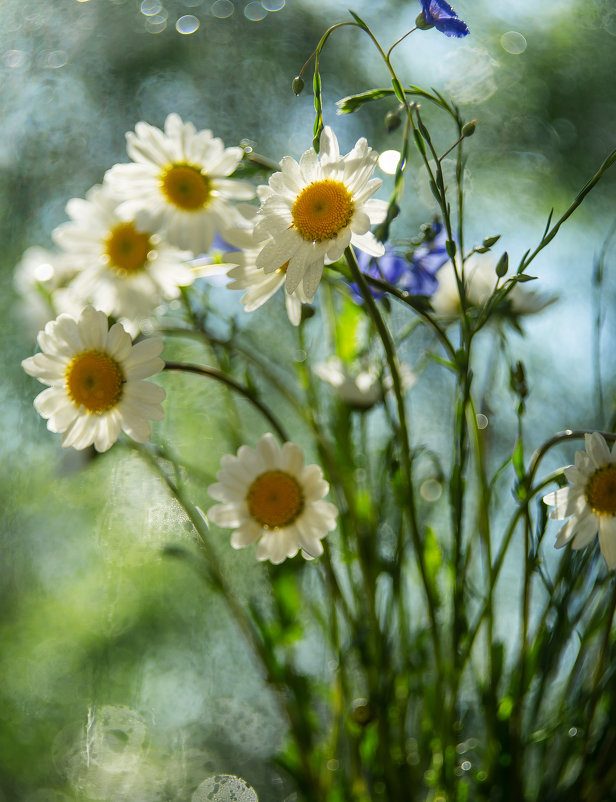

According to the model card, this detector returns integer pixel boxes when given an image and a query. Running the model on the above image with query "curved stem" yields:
[164,360,289,443]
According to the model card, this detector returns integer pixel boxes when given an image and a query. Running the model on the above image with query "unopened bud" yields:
[495,252,509,278]
[350,698,373,726]
[483,235,500,248]
[291,75,305,96]
[385,109,402,133]
[461,119,477,138]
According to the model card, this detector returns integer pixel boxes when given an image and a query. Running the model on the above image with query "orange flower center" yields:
[160,164,211,211]
[291,179,354,242]
[104,222,151,273]
[65,350,124,413]
[585,465,616,516]
[247,470,304,528]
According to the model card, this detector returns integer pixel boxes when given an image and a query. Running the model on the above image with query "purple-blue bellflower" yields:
[351,222,449,302]
[418,0,469,38]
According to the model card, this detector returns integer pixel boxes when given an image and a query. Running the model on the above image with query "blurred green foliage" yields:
[1,0,615,799]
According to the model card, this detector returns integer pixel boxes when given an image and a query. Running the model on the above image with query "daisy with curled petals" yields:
[543,432,616,569]
[52,184,195,328]
[22,306,166,453]
[104,113,255,255]
[208,433,338,564]
[255,126,388,301]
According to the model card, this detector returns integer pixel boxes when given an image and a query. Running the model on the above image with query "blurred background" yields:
[1,0,615,799]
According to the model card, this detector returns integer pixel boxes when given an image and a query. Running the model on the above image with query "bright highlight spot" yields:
[378,149,401,175]
[420,479,442,502]
[176,14,200,33]
[244,1,266,20]
[140,0,162,15]
[476,413,488,430]
[501,31,527,55]
[211,0,234,17]
[34,263,54,281]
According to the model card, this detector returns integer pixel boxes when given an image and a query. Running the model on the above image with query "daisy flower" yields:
[208,433,338,564]
[22,306,166,452]
[52,184,194,327]
[255,126,388,301]
[104,113,255,255]
[543,432,616,569]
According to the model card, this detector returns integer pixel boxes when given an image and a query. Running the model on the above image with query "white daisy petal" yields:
[598,517,616,570]
[207,433,338,565]
[585,431,611,469]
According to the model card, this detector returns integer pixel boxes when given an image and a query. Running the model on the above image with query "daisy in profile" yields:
[22,306,166,452]
[543,432,616,569]
[104,113,255,255]
[208,433,338,564]
[255,126,388,301]
[52,184,195,328]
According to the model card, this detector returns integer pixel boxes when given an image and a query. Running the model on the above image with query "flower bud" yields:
[495,252,509,278]
[385,109,402,133]
[291,75,305,96]
[416,11,434,30]
[350,698,373,726]
[461,119,477,138]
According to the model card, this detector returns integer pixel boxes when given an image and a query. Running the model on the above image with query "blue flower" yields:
[350,222,449,302]
[418,0,469,38]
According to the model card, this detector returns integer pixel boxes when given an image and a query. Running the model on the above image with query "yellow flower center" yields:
[247,470,304,528]
[160,164,211,211]
[104,222,152,273]
[65,350,124,413]
[291,179,354,242]
[585,466,616,516]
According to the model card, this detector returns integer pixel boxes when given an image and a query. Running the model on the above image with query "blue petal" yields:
[434,17,469,37]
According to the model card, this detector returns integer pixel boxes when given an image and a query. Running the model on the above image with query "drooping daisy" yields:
[255,126,388,301]
[13,246,82,334]
[52,184,195,328]
[208,433,338,564]
[104,113,255,255]
[22,306,166,452]
[543,432,616,569]
[431,251,553,322]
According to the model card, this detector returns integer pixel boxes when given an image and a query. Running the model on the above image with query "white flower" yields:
[104,113,255,255]
[52,184,195,328]
[13,246,82,333]
[431,251,553,320]
[255,126,388,302]
[208,433,338,564]
[314,356,417,409]
[543,432,616,569]
[22,306,166,452]
[314,357,381,409]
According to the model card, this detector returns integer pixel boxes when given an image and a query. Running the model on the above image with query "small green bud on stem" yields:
[461,119,477,138]
[291,75,305,96]
[385,109,402,133]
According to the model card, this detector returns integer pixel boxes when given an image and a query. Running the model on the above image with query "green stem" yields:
[344,245,444,680]
[164,360,289,443]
